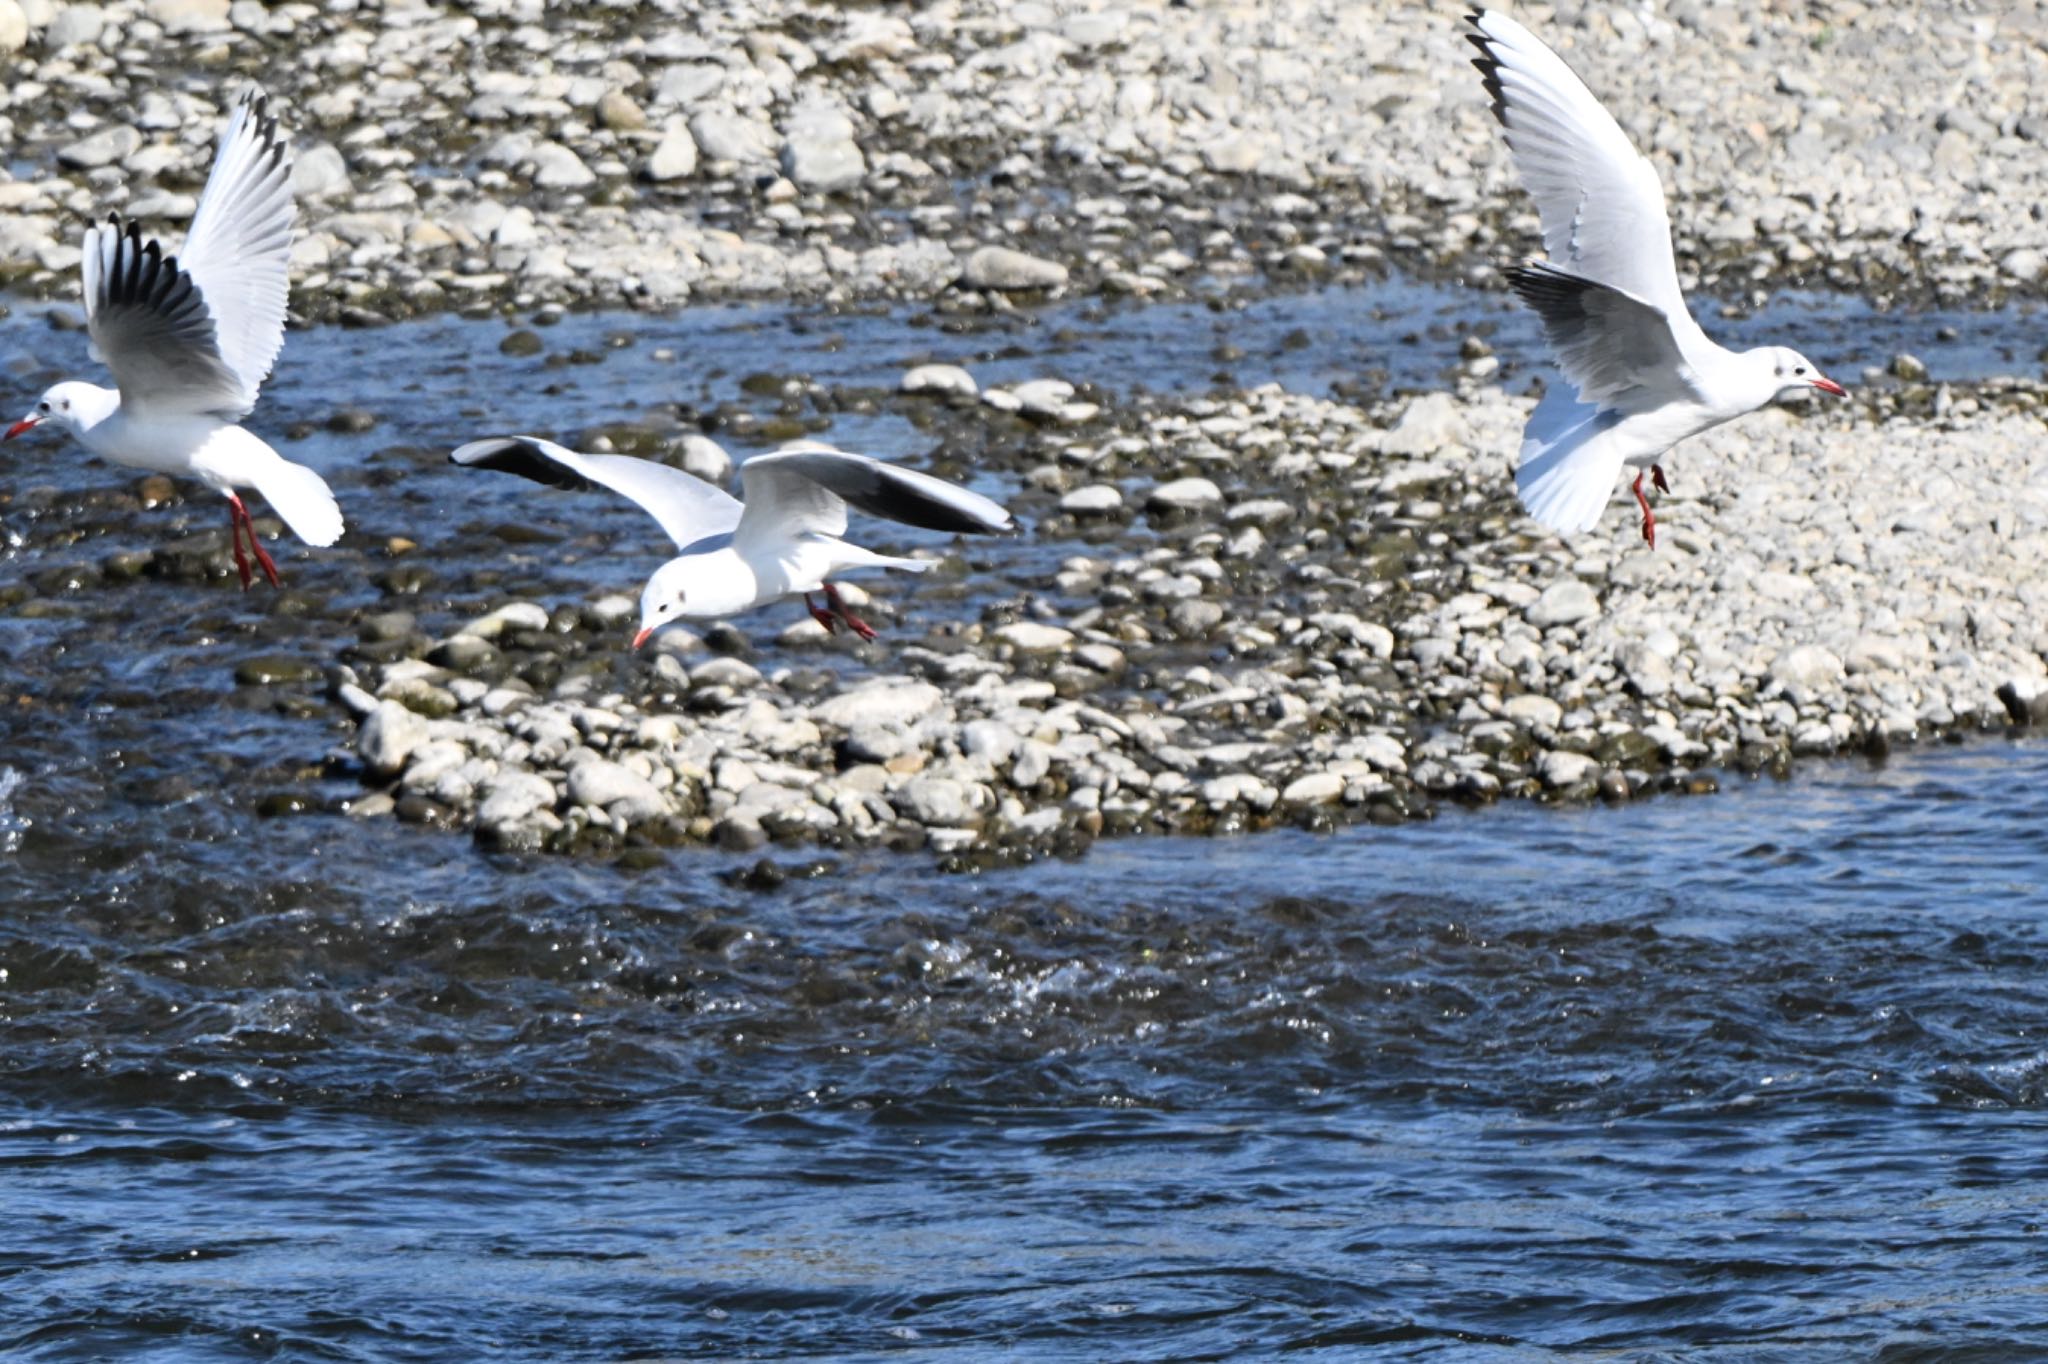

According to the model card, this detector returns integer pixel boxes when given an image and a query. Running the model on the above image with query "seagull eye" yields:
[1794,366,1806,376]
[37,402,48,414]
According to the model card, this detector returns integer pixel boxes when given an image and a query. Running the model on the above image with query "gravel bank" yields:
[327,361,2048,859]
[1,0,2043,317]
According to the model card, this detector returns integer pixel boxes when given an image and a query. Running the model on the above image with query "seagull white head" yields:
[632,555,763,648]
[1753,347,1847,402]
[7,381,116,441]
[634,559,693,650]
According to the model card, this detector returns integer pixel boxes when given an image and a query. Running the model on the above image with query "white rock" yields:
[458,602,550,639]
[1200,773,1273,809]
[642,125,699,182]
[811,681,947,730]
[1538,750,1599,788]
[780,104,865,192]
[1770,645,1844,699]
[1010,378,1075,418]
[2002,248,2045,283]
[1060,484,1124,515]
[900,363,977,397]
[566,758,668,822]
[293,144,352,200]
[43,1,100,48]
[531,141,596,189]
[1525,579,1600,628]
[58,126,140,169]
[679,434,732,484]
[994,622,1074,652]
[688,110,777,164]
[358,701,429,779]
[959,719,1020,766]
[893,776,977,826]
[145,0,228,32]
[959,245,1068,291]
[1504,694,1564,728]
[1281,772,1345,805]
[1146,477,1224,513]
[476,771,558,827]
[1381,392,1468,457]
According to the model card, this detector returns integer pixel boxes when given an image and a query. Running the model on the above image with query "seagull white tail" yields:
[1514,384,1628,536]
[854,549,933,574]
[246,452,345,547]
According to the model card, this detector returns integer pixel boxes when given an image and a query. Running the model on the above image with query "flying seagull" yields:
[1467,9,1845,547]
[450,436,1016,648]
[6,88,342,588]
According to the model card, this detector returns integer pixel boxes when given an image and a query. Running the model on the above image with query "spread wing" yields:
[733,442,1015,554]
[176,86,296,412]
[78,88,295,417]
[1505,262,1702,407]
[450,436,744,549]
[81,219,248,414]
[1467,9,1707,357]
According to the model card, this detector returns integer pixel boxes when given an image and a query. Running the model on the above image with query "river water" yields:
[1,282,2044,1360]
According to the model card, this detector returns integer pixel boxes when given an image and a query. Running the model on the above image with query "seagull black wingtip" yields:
[1463,26,1510,127]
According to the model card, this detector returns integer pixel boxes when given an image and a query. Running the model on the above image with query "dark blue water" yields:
[3,740,2047,1360]
[2,283,2046,1360]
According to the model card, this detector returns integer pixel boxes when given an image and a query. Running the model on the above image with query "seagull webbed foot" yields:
[823,582,880,643]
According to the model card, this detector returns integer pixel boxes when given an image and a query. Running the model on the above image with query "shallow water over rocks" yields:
[2,282,2046,1357]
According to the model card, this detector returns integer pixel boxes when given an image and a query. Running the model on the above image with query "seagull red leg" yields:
[229,494,282,589]
[1651,464,1670,495]
[804,593,840,633]
[823,582,879,643]
[248,521,283,589]
[225,497,255,590]
[1631,470,1657,550]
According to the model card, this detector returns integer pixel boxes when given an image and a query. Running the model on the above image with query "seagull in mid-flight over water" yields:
[1466,9,1845,548]
[450,436,1017,649]
[5,87,343,587]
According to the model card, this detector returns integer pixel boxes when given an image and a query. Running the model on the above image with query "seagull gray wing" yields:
[1504,263,1702,407]
[451,436,744,549]
[1468,9,1711,363]
[733,442,1015,554]
[81,219,248,415]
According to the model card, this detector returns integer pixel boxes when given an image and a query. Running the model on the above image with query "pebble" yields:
[358,700,429,779]
[642,125,699,182]
[780,104,866,193]
[959,246,1069,292]
[1060,485,1124,515]
[0,1,2032,317]
[900,364,978,398]
[1526,579,1600,628]
[1145,477,1224,514]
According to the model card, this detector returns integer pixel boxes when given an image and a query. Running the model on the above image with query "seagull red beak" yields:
[4,416,39,440]
[1810,377,1846,397]
[631,627,654,650]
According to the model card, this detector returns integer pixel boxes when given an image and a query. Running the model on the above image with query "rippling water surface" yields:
[1,283,2045,1360]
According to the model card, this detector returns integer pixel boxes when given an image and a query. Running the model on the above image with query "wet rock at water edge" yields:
[959,246,1069,293]
[235,655,322,686]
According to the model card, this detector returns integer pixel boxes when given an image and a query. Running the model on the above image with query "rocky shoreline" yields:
[325,361,2048,860]
[2,0,2045,319]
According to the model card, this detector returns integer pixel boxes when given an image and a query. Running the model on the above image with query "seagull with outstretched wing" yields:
[6,87,343,588]
[1467,9,1845,547]
[450,436,1016,648]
